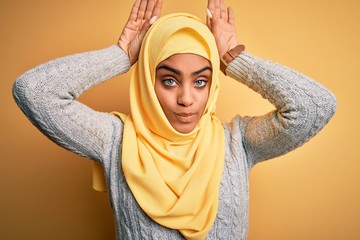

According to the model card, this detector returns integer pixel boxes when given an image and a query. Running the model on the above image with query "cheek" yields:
[199,91,210,111]
[155,87,173,114]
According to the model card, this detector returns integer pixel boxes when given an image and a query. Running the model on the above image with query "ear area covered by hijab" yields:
[117,13,225,240]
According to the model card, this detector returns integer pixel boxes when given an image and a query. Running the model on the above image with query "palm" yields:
[118,0,162,65]
[207,0,239,57]
[211,21,238,57]
[119,20,146,64]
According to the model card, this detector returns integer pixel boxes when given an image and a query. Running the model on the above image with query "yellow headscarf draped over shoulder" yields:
[120,13,225,240]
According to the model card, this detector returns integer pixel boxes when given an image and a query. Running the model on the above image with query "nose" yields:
[177,85,194,107]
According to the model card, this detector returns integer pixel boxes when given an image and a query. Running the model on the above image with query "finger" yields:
[206,8,212,28]
[207,0,215,26]
[138,18,153,40]
[220,0,227,19]
[206,8,213,18]
[136,0,148,21]
[152,0,163,18]
[207,0,215,11]
[149,15,157,25]
[214,0,220,17]
[144,0,156,20]
[129,0,141,21]
[228,6,235,25]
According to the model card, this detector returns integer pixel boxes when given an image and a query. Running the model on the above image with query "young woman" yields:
[12,0,336,239]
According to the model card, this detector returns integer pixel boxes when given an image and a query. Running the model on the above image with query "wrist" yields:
[220,44,245,75]
[117,40,128,54]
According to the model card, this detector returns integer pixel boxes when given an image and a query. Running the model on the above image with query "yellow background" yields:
[1,0,358,239]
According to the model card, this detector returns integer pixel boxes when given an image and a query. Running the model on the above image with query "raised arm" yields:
[12,0,163,163]
[12,46,130,162]
[206,0,336,164]
[226,53,336,164]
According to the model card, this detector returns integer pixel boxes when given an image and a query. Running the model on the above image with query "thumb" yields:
[206,8,213,28]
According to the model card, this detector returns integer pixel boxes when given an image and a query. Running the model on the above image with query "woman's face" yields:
[155,53,212,134]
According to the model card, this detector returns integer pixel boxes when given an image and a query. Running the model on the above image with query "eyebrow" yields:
[156,65,212,76]
[193,66,212,75]
[156,65,180,75]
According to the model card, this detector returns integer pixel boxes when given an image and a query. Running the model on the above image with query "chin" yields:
[174,124,196,134]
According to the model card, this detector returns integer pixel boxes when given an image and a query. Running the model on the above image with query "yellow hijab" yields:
[119,13,225,240]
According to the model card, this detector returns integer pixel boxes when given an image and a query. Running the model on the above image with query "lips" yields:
[175,112,196,122]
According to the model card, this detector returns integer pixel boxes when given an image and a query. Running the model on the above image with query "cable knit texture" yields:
[13,45,336,239]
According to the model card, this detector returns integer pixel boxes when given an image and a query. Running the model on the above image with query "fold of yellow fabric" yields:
[120,13,225,240]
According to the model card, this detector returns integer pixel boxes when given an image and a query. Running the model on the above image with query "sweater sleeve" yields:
[225,52,337,165]
[12,45,130,163]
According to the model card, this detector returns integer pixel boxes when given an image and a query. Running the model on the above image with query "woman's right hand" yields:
[118,0,163,66]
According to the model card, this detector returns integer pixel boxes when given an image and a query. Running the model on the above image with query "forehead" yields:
[158,53,211,68]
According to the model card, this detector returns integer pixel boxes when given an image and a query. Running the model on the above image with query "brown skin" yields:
[118,0,240,65]
[155,54,212,133]
[118,0,163,66]
[118,0,240,131]
[206,0,239,57]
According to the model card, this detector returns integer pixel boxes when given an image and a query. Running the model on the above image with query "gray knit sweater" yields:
[13,45,336,239]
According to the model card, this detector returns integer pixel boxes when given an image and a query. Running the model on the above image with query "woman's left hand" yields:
[206,0,239,58]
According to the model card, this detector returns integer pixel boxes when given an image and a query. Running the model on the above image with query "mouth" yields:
[174,112,196,122]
